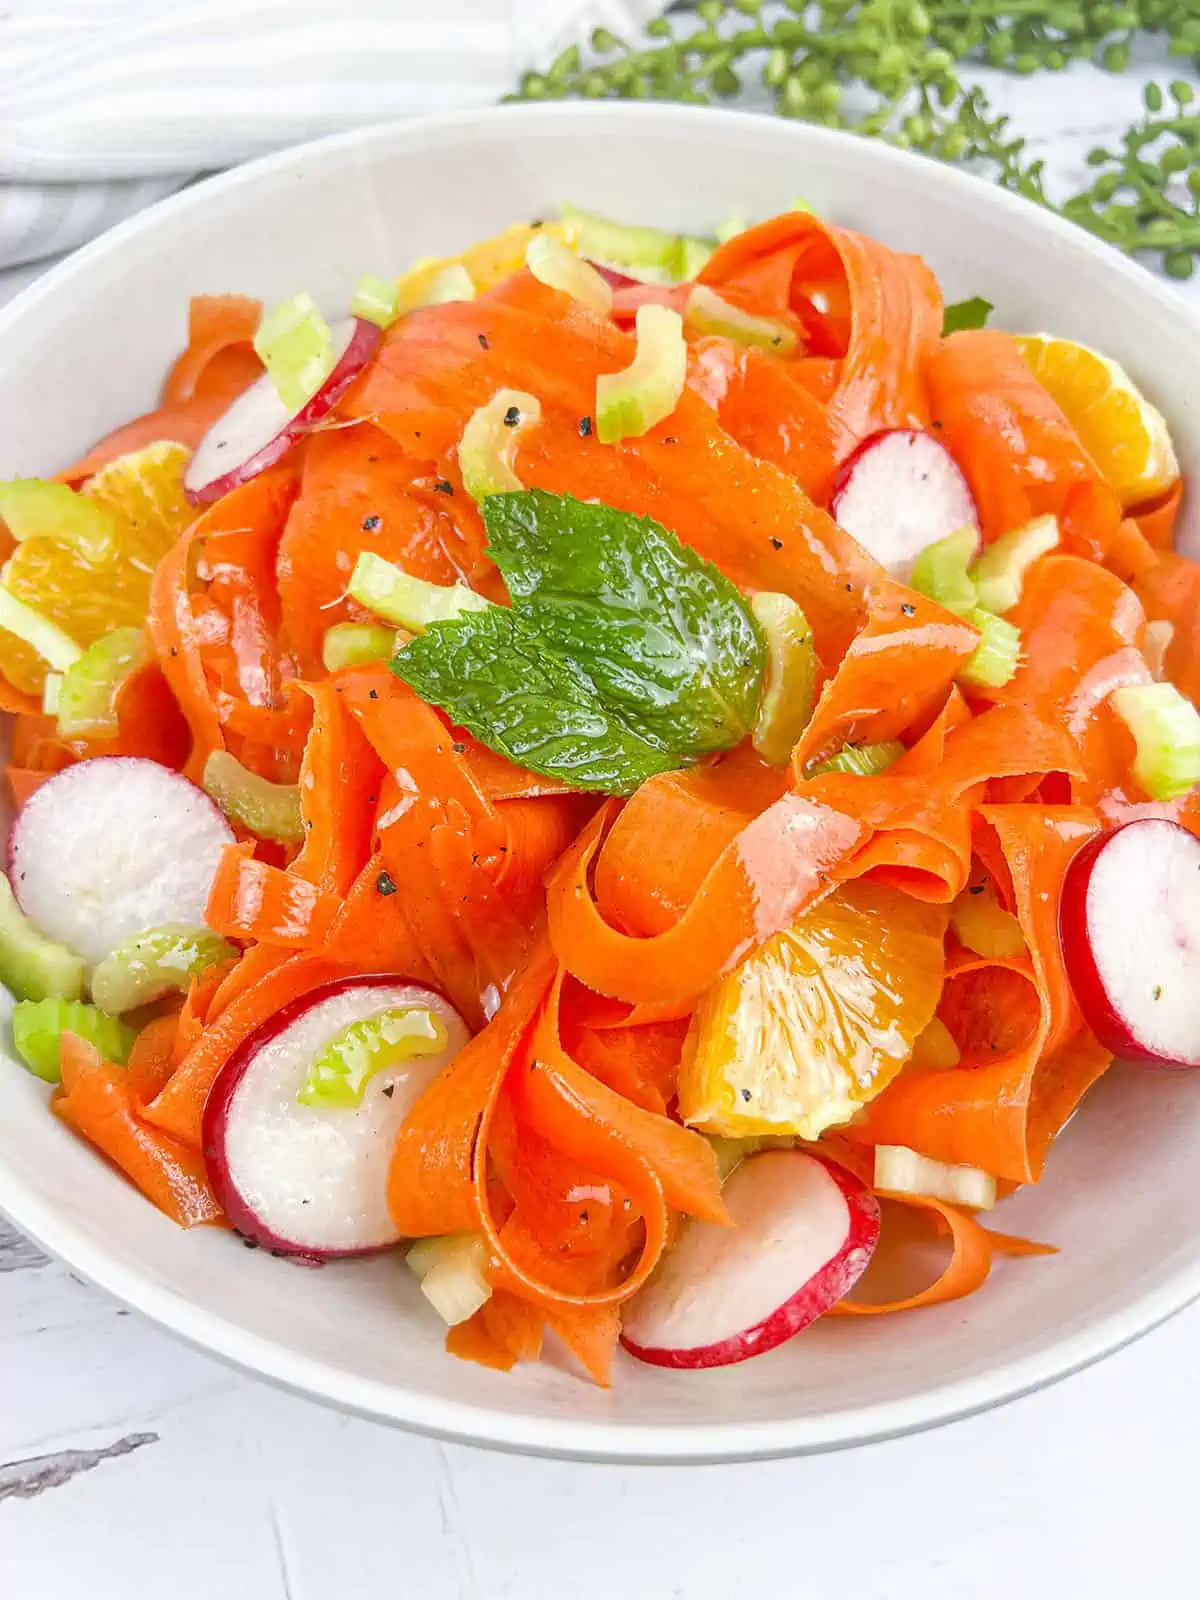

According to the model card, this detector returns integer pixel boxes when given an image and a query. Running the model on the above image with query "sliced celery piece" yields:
[348,552,489,634]
[750,592,816,767]
[202,750,304,843]
[0,479,117,563]
[420,264,476,305]
[959,608,1021,690]
[951,883,1026,959]
[253,291,335,411]
[56,626,148,738]
[298,1005,447,1108]
[406,1232,492,1326]
[969,515,1060,616]
[0,588,82,672]
[1111,681,1200,801]
[41,674,62,716]
[596,304,687,445]
[809,741,906,778]
[11,997,135,1084]
[910,525,978,618]
[873,1145,996,1211]
[526,234,612,316]
[685,285,798,355]
[458,388,543,502]
[321,621,397,673]
[560,202,712,283]
[351,272,402,329]
[90,924,238,1015]
[0,875,84,1003]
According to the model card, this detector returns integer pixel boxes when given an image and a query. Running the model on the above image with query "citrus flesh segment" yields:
[0,442,192,694]
[1014,333,1177,509]
[678,881,948,1140]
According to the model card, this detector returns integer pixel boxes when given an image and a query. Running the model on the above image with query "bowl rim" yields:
[2,99,1199,1463]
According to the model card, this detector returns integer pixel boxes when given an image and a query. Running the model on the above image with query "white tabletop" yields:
[4,59,1200,1600]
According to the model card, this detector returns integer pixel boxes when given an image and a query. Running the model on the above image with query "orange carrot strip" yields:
[831,1192,1054,1316]
[926,329,1123,559]
[547,796,867,1007]
[445,1290,545,1372]
[389,946,557,1239]
[318,849,437,983]
[6,766,53,808]
[205,842,340,949]
[1134,550,1200,709]
[126,1013,183,1106]
[688,336,838,503]
[1133,478,1183,550]
[522,974,726,1224]
[698,211,944,459]
[163,294,262,406]
[290,676,383,896]
[55,1034,223,1228]
[852,805,1100,1182]
[144,949,350,1146]
[792,584,979,771]
[149,471,298,781]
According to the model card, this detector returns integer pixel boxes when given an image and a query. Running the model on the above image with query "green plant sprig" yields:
[513,1,1200,277]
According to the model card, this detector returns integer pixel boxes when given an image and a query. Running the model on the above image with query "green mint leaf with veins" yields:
[391,605,679,794]
[942,297,994,335]
[482,490,765,755]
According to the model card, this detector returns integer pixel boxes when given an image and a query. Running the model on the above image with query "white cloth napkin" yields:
[0,0,664,271]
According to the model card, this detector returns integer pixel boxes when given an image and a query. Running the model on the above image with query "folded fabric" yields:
[0,0,664,270]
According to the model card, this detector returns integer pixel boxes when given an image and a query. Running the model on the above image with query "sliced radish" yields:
[183,316,382,505]
[831,428,979,581]
[9,757,233,967]
[620,1150,879,1369]
[1060,818,1200,1068]
[202,976,469,1258]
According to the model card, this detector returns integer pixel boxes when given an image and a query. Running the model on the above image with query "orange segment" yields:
[678,882,948,1140]
[1014,333,1178,509]
[0,442,192,694]
[395,222,570,311]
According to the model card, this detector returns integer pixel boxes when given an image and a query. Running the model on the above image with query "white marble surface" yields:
[4,54,1200,1600]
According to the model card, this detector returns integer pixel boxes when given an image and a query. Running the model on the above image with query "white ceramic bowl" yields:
[2,103,1199,1464]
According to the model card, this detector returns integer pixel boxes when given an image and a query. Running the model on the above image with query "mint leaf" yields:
[392,606,678,794]
[483,490,765,754]
[942,297,994,335]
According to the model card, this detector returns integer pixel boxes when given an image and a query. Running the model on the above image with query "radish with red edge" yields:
[9,757,233,966]
[183,316,381,505]
[1060,818,1200,1068]
[620,1150,879,1369]
[830,428,979,581]
[203,976,469,1258]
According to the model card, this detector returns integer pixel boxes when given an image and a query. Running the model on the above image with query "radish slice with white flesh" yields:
[203,977,469,1258]
[620,1150,879,1369]
[1060,818,1200,1069]
[183,316,381,505]
[8,757,233,967]
[830,428,979,582]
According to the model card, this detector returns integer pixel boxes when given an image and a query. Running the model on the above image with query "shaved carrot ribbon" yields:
[205,842,340,949]
[149,470,298,782]
[831,1192,1055,1316]
[163,294,262,407]
[698,210,944,460]
[548,795,867,1006]
[55,1034,223,1228]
